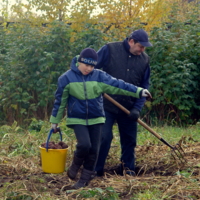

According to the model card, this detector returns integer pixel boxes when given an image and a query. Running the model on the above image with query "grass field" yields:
[0,120,200,199]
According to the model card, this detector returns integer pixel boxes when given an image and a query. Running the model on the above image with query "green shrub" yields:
[0,14,199,126]
[145,13,200,125]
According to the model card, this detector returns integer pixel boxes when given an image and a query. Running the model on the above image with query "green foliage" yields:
[78,187,119,199]
[175,169,193,178]
[6,192,33,200]
[0,120,70,158]
[28,118,46,132]
[145,13,200,125]
[0,22,76,125]
[0,10,199,126]
[0,21,107,126]
[131,188,162,200]
[70,22,107,53]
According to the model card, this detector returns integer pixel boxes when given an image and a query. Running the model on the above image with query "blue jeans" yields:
[95,111,137,175]
[73,124,103,171]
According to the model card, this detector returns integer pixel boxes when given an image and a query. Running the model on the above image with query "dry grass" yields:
[0,122,200,199]
[0,140,200,199]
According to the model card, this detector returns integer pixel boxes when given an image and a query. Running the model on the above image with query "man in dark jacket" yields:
[95,29,152,176]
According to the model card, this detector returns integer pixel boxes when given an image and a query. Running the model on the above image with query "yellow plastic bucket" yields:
[40,128,68,173]
[40,146,68,173]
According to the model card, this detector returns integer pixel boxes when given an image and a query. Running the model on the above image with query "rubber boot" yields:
[73,168,96,189]
[67,153,84,180]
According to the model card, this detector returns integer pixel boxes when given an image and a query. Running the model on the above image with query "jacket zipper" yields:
[82,75,89,125]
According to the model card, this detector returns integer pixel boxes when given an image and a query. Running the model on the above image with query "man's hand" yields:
[51,123,58,133]
[128,108,140,121]
[142,89,152,98]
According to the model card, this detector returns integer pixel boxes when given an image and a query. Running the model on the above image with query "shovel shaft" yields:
[103,93,174,149]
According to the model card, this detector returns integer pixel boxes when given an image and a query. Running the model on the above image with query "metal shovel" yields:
[103,93,186,164]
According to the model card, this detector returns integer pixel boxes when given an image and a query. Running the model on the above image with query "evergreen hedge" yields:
[0,17,199,126]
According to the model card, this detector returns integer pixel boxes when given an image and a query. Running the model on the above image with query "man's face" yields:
[129,39,146,55]
[78,62,94,75]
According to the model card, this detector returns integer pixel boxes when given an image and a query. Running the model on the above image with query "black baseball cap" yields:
[130,29,152,47]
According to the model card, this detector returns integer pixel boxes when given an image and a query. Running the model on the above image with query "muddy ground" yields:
[0,139,200,200]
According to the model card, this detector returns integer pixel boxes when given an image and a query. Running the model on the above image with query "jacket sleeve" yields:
[95,45,110,70]
[132,66,151,111]
[50,75,69,124]
[100,71,143,99]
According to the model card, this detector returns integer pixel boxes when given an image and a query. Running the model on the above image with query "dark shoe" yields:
[67,154,84,180]
[119,164,137,176]
[96,170,104,177]
[126,170,136,176]
[73,168,96,189]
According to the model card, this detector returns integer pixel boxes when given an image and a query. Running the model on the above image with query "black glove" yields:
[128,108,140,121]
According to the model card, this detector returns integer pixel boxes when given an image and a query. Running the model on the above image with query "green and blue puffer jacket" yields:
[50,56,143,126]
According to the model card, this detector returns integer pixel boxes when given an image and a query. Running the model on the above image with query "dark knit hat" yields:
[130,29,152,47]
[78,48,98,66]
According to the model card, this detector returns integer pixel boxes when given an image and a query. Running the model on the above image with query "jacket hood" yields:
[70,56,81,74]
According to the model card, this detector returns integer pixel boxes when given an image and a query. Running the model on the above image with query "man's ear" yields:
[129,38,135,44]
[132,39,136,44]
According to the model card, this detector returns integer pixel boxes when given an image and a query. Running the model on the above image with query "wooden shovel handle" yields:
[103,93,162,140]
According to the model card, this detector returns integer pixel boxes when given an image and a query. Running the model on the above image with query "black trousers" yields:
[73,124,103,171]
[95,111,137,175]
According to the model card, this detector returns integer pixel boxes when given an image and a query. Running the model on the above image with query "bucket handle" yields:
[46,128,62,152]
